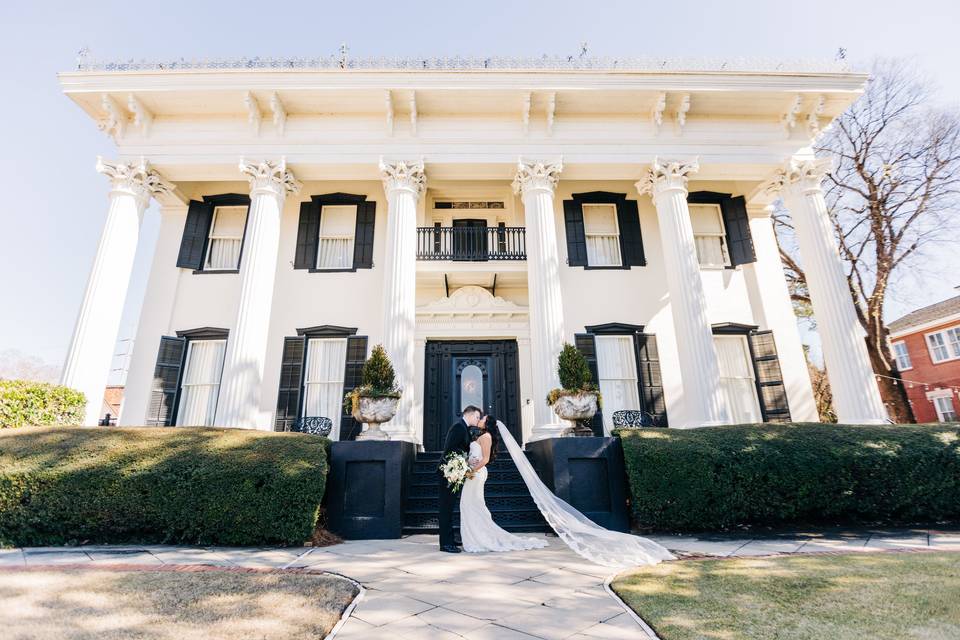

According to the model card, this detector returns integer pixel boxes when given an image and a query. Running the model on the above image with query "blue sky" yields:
[1,0,958,376]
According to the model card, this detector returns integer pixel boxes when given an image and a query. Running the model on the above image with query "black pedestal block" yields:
[325,440,416,539]
[526,437,630,532]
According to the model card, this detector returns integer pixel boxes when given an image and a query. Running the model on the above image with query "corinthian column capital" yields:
[512,159,563,196]
[764,156,832,196]
[379,157,426,197]
[635,157,699,198]
[240,158,301,199]
[96,156,173,207]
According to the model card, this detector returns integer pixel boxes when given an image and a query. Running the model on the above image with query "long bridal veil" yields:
[497,421,675,569]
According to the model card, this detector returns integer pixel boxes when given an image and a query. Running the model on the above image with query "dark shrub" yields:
[0,427,328,546]
[0,380,85,428]
[619,423,960,531]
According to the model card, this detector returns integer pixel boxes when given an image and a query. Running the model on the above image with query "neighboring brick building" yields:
[888,295,960,423]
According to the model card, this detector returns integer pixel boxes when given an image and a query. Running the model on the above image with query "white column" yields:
[378,159,425,442]
[513,160,567,441]
[214,159,300,429]
[769,157,887,423]
[61,158,172,425]
[636,159,727,428]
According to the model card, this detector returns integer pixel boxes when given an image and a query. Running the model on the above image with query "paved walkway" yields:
[3,529,959,639]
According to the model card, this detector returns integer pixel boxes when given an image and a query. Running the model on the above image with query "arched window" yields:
[460,364,483,410]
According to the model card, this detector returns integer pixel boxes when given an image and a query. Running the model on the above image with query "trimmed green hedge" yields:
[619,423,960,532]
[0,380,86,428]
[0,427,328,546]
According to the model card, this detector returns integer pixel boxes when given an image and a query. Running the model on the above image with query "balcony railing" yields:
[416,226,526,261]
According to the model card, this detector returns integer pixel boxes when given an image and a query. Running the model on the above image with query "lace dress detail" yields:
[459,441,549,553]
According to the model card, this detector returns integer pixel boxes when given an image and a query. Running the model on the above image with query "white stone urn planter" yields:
[353,395,400,441]
[551,391,600,437]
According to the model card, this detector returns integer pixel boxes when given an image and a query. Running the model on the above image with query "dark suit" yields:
[438,418,471,547]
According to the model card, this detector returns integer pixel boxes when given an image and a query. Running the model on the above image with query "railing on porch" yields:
[416,226,526,261]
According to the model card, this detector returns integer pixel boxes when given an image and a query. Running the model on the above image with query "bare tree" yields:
[0,349,60,383]
[776,59,960,423]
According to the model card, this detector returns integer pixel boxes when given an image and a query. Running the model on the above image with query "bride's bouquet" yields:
[439,451,472,492]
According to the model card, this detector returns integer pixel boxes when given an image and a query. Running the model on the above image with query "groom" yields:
[438,405,482,553]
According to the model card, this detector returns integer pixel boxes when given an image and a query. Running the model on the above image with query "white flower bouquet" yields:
[439,451,472,492]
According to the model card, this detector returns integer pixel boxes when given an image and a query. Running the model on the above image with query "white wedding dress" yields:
[460,440,549,553]
[484,421,675,569]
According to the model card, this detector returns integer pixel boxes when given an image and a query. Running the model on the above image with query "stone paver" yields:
[7,528,960,639]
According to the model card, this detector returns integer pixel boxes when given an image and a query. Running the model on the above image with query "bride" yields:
[458,413,675,569]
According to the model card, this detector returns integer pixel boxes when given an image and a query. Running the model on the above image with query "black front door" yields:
[423,340,521,450]
[452,219,488,261]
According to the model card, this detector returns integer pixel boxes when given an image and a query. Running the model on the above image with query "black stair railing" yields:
[416,226,526,261]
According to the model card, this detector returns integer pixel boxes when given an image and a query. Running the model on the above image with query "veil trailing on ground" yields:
[497,421,675,569]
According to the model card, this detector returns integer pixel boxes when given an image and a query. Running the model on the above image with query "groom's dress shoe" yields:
[440,545,462,553]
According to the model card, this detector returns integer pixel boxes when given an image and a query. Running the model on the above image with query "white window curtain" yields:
[595,335,641,435]
[714,335,762,424]
[689,204,730,267]
[316,205,357,270]
[583,204,622,267]
[927,332,951,362]
[892,342,912,370]
[303,339,348,437]
[205,206,246,270]
[176,339,226,426]
[933,395,958,422]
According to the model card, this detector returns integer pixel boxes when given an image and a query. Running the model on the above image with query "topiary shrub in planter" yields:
[546,343,602,437]
[0,426,329,546]
[0,380,86,429]
[343,345,402,441]
[619,423,960,532]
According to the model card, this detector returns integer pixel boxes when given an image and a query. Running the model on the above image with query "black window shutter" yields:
[339,336,368,440]
[574,333,604,436]
[274,337,306,431]
[294,202,321,270]
[563,200,588,267]
[616,199,646,267]
[635,334,668,427]
[353,201,376,269]
[749,330,791,422]
[146,336,186,426]
[176,200,214,269]
[720,195,756,266]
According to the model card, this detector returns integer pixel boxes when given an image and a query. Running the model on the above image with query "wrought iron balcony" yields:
[416,226,526,261]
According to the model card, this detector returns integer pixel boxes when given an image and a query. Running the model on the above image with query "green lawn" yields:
[612,551,960,640]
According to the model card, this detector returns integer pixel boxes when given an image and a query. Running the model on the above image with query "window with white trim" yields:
[176,339,226,426]
[204,206,247,270]
[302,338,348,434]
[892,341,912,370]
[316,205,357,270]
[932,394,958,422]
[926,327,960,363]
[582,203,622,267]
[595,335,641,434]
[689,204,731,267]
[714,335,762,423]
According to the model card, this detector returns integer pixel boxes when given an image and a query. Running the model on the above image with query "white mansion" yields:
[59,56,889,446]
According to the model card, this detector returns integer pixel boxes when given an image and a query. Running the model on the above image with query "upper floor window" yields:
[316,205,357,270]
[205,206,247,270]
[689,204,731,268]
[176,195,251,272]
[892,341,912,370]
[582,204,623,267]
[176,338,226,426]
[926,327,960,363]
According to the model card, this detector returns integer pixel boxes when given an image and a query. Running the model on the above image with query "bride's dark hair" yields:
[481,413,499,463]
